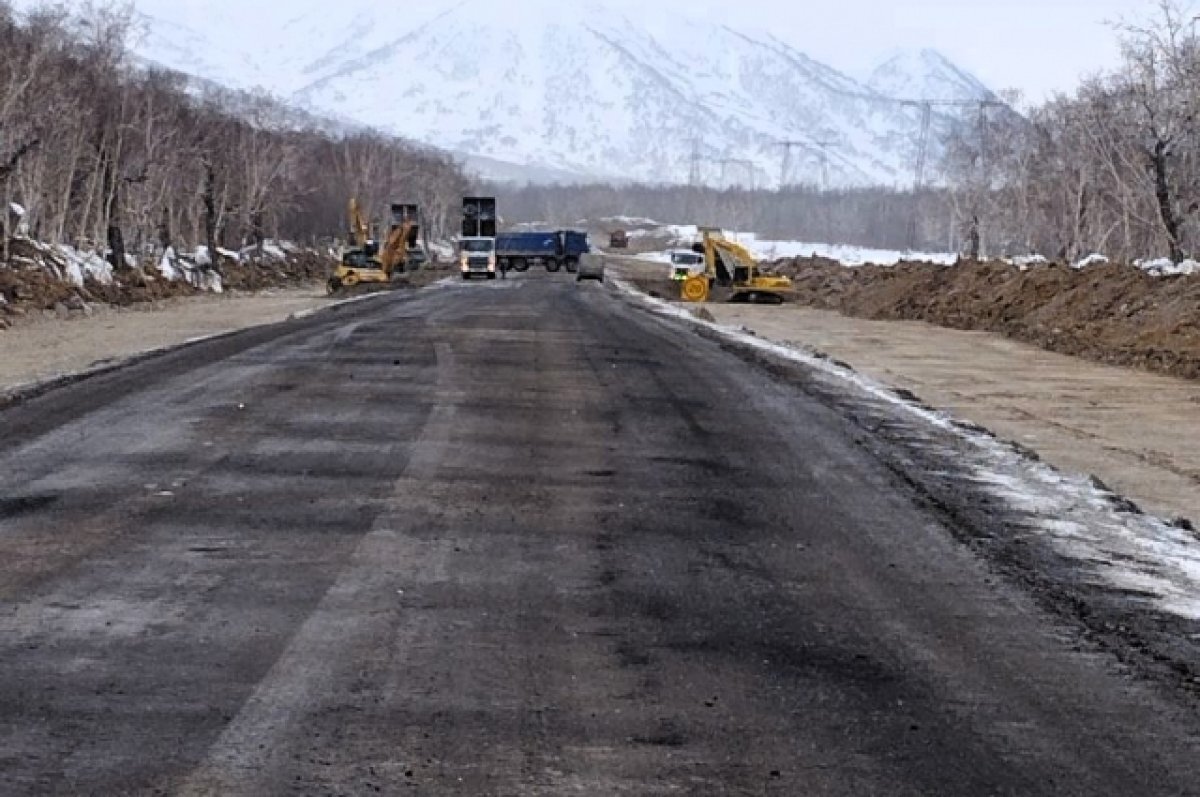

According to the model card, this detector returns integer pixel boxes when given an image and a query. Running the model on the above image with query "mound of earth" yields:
[769,258,1200,380]
[0,240,339,329]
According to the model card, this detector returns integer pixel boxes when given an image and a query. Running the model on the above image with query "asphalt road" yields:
[1,273,1198,795]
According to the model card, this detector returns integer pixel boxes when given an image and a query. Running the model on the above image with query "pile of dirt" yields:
[769,257,1200,380]
[219,250,332,291]
[1,240,338,330]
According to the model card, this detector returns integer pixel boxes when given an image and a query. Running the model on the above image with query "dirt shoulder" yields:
[768,257,1200,382]
[0,286,336,393]
[705,302,1200,528]
[609,255,1200,525]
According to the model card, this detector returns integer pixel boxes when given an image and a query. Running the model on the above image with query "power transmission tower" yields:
[898,98,1005,251]
[715,157,755,188]
[771,141,805,189]
[810,139,838,191]
[688,139,703,187]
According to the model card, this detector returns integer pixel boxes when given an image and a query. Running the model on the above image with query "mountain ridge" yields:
[70,0,998,186]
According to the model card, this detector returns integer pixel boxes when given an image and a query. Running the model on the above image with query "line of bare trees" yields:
[495,182,958,252]
[943,1,1200,263]
[0,2,468,271]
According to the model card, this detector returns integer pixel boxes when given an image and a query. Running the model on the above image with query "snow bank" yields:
[602,215,660,226]
[1074,253,1110,269]
[54,245,113,287]
[631,225,956,268]
[1135,258,1200,276]
[160,246,224,293]
[746,236,956,267]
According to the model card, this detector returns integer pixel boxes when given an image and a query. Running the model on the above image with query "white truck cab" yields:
[459,237,497,280]
[668,249,705,281]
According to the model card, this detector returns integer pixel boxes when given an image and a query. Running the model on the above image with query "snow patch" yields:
[1136,258,1200,276]
[1074,253,1109,269]
[631,225,956,268]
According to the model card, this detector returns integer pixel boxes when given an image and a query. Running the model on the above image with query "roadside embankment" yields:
[768,257,1200,381]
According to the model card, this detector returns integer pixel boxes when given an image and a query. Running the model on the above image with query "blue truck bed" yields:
[496,230,590,272]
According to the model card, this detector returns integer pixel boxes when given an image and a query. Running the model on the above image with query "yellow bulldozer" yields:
[327,198,415,294]
[680,228,793,304]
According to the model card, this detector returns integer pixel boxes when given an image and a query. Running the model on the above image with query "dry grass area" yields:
[0,286,334,393]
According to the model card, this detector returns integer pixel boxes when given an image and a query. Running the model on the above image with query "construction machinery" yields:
[680,228,793,304]
[328,199,417,294]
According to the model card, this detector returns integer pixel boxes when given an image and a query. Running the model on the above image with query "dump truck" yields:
[459,196,498,280]
[496,230,590,273]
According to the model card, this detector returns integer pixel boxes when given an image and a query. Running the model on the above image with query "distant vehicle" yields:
[460,196,498,280]
[610,230,629,249]
[496,230,590,273]
[668,249,705,281]
[575,253,605,283]
[458,236,497,280]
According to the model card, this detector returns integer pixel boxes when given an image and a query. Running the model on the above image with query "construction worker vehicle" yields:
[679,228,793,304]
[328,200,418,294]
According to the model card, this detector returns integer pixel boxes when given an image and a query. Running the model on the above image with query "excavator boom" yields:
[680,228,793,304]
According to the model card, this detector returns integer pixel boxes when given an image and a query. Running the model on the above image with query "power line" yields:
[771,141,805,189]
[899,98,1006,251]
[688,139,703,187]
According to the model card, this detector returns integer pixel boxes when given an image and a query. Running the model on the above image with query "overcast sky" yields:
[119,0,1165,103]
[693,0,1157,103]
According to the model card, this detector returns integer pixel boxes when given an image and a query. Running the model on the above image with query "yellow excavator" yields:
[680,228,793,304]
[327,198,414,294]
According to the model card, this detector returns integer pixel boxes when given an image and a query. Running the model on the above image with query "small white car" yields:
[576,253,605,282]
[668,249,705,281]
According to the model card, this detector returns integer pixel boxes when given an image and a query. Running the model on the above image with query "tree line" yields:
[494,182,958,253]
[943,0,1200,263]
[0,2,468,270]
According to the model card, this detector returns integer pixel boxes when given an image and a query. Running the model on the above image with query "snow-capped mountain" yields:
[116,0,996,187]
[867,49,996,103]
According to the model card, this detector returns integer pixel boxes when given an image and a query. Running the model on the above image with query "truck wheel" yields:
[565,258,578,273]
[512,258,528,272]
[488,273,497,280]
[461,273,472,281]
[546,260,562,273]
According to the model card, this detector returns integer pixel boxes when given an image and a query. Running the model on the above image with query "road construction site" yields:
[3,264,1200,794]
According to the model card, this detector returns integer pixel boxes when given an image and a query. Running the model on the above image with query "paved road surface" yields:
[1,275,1198,795]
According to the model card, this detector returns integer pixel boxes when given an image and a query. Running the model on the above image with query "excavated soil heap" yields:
[769,258,1200,380]
[1,241,338,327]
